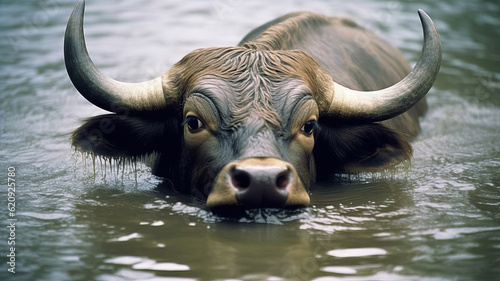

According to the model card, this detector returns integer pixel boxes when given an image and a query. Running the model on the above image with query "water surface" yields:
[1,0,499,280]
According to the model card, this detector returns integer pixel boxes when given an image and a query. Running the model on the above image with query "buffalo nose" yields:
[230,165,291,208]
[206,158,310,209]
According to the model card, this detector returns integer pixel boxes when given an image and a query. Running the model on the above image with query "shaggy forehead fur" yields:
[164,47,332,124]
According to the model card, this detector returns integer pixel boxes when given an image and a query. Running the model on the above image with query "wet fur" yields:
[71,114,182,178]
[314,123,412,179]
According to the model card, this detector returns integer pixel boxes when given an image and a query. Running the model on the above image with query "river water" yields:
[1,0,499,280]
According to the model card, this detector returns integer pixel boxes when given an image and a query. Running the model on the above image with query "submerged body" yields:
[66,0,441,209]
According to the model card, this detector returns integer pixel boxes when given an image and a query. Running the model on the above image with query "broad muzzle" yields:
[207,158,310,209]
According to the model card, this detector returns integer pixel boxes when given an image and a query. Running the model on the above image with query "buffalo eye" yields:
[185,116,204,133]
[301,120,316,135]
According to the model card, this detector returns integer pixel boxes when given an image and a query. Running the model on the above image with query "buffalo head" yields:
[65,0,441,209]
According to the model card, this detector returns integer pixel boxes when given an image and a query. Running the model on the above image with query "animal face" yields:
[170,48,327,207]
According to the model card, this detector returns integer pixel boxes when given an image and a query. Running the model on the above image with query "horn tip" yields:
[78,0,85,11]
[72,0,85,16]
[68,0,85,26]
[417,9,431,22]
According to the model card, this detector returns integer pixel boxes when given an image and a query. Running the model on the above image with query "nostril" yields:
[231,168,251,189]
[275,169,291,190]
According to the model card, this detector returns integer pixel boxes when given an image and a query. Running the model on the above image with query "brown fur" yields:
[164,47,332,128]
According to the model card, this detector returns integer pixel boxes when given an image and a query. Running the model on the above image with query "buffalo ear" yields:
[71,114,181,177]
[314,122,412,178]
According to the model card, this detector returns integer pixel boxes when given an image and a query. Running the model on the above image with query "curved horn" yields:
[327,9,442,122]
[64,0,167,114]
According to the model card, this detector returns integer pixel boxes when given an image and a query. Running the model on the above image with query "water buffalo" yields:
[65,0,441,209]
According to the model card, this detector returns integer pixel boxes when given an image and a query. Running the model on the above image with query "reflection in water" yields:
[0,0,499,280]
[327,248,388,257]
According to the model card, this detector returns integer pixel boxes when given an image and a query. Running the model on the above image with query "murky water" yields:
[1,0,499,280]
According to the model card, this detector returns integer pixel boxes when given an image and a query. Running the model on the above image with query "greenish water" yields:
[1,0,499,280]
